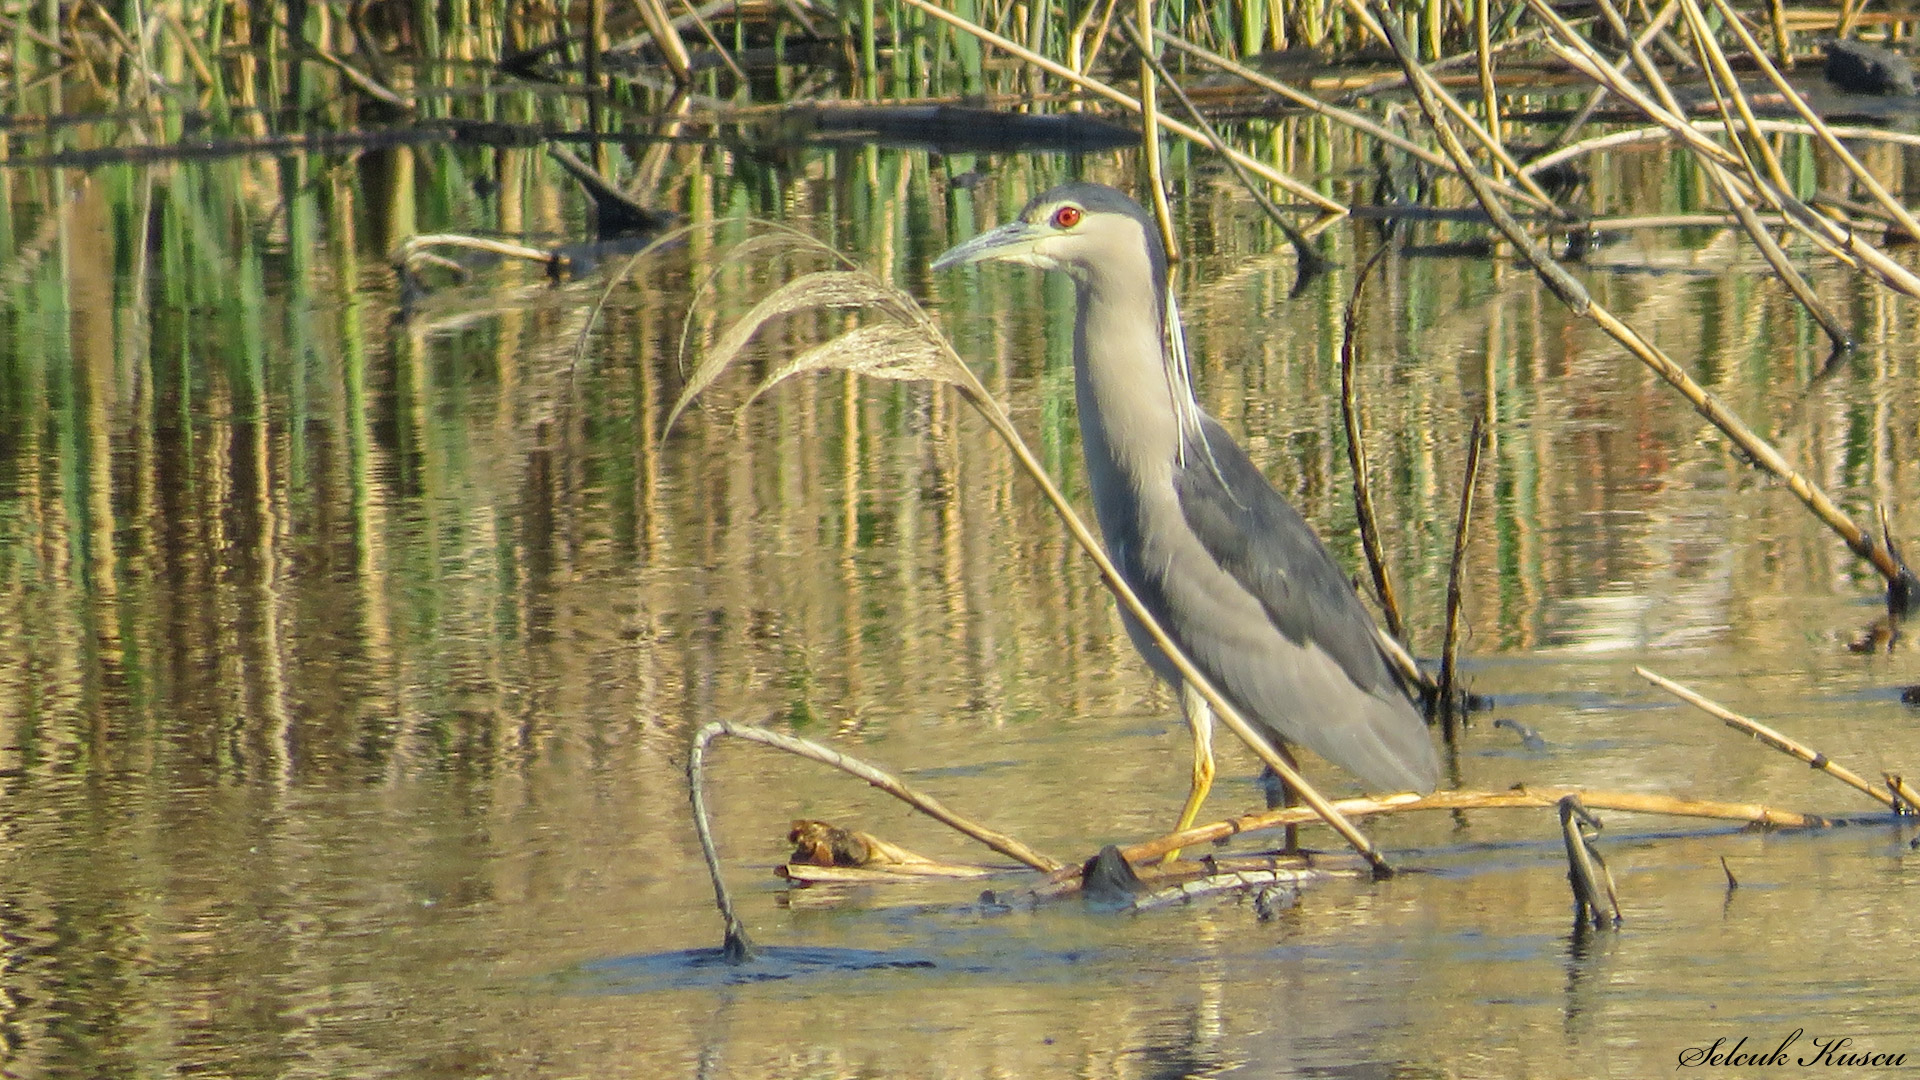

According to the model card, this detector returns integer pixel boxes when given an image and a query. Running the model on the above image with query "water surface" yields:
[4,113,1920,1079]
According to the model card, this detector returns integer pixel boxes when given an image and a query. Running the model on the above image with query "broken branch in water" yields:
[1560,795,1622,928]
[1118,784,1832,866]
[775,780,1841,902]
[785,820,1009,877]
[692,719,1063,872]
[686,714,1063,963]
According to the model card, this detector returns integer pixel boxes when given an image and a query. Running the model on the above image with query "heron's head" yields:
[932,182,1168,297]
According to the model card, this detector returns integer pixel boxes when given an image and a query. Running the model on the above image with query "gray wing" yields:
[1164,415,1439,793]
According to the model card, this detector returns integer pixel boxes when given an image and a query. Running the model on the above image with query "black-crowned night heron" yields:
[933,181,1440,836]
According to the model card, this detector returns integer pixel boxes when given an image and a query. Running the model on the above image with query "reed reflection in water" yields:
[1,133,1919,1078]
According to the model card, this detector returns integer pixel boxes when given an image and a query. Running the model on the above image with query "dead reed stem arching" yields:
[1635,667,1899,811]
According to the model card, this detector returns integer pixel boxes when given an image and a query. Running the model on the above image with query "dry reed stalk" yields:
[394,233,563,272]
[1339,243,1406,642]
[900,0,1348,214]
[777,862,1004,885]
[1123,18,1328,276]
[686,718,1062,921]
[1704,0,1920,246]
[1331,22,1552,98]
[1835,0,1861,41]
[1661,0,1852,348]
[1536,0,1683,155]
[1579,212,1823,232]
[1136,0,1180,260]
[825,850,1355,904]
[1367,0,1916,604]
[1339,0,1565,211]
[0,11,73,59]
[1587,0,1686,113]
[1474,0,1502,173]
[160,8,219,87]
[1437,414,1484,732]
[1767,0,1792,67]
[1067,0,1117,73]
[1152,27,1551,213]
[586,0,607,105]
[636,0,695,82]
[1885,774,1920,814]
[1533,0,1920,302]
[1635,667,1899,810]
[1527,120,1920,176]
[300,24,412,108]
[1570,0,1849,351]
[1677,0,1790,194]
[1881,768,1920,810]
[1120,786,1832,864]
[1127,866,1333,910]
[677,0,750,82]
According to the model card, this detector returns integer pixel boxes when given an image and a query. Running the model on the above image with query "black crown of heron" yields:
[934,182,1439,833]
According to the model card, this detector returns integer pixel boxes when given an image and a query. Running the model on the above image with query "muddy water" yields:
[4,137,1920,1079]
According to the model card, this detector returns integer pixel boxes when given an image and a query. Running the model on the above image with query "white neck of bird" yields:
[1072,272,1196,494]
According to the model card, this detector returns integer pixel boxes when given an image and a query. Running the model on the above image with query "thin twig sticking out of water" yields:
[1338,243,1404,643]
[1357,0,1920,613]
[687,721,754,963]
[1437,414,1484,737]
[1635,667,1901,812]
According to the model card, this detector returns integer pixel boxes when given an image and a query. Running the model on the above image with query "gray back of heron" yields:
[934,181,1439,832]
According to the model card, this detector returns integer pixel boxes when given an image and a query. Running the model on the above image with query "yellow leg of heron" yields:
[1163,681,1215,864]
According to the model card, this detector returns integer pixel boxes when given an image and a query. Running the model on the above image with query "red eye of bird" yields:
[1051,205,1083,230]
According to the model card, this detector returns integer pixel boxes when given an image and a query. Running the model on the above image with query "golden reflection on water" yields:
[2,130,1920,1078]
